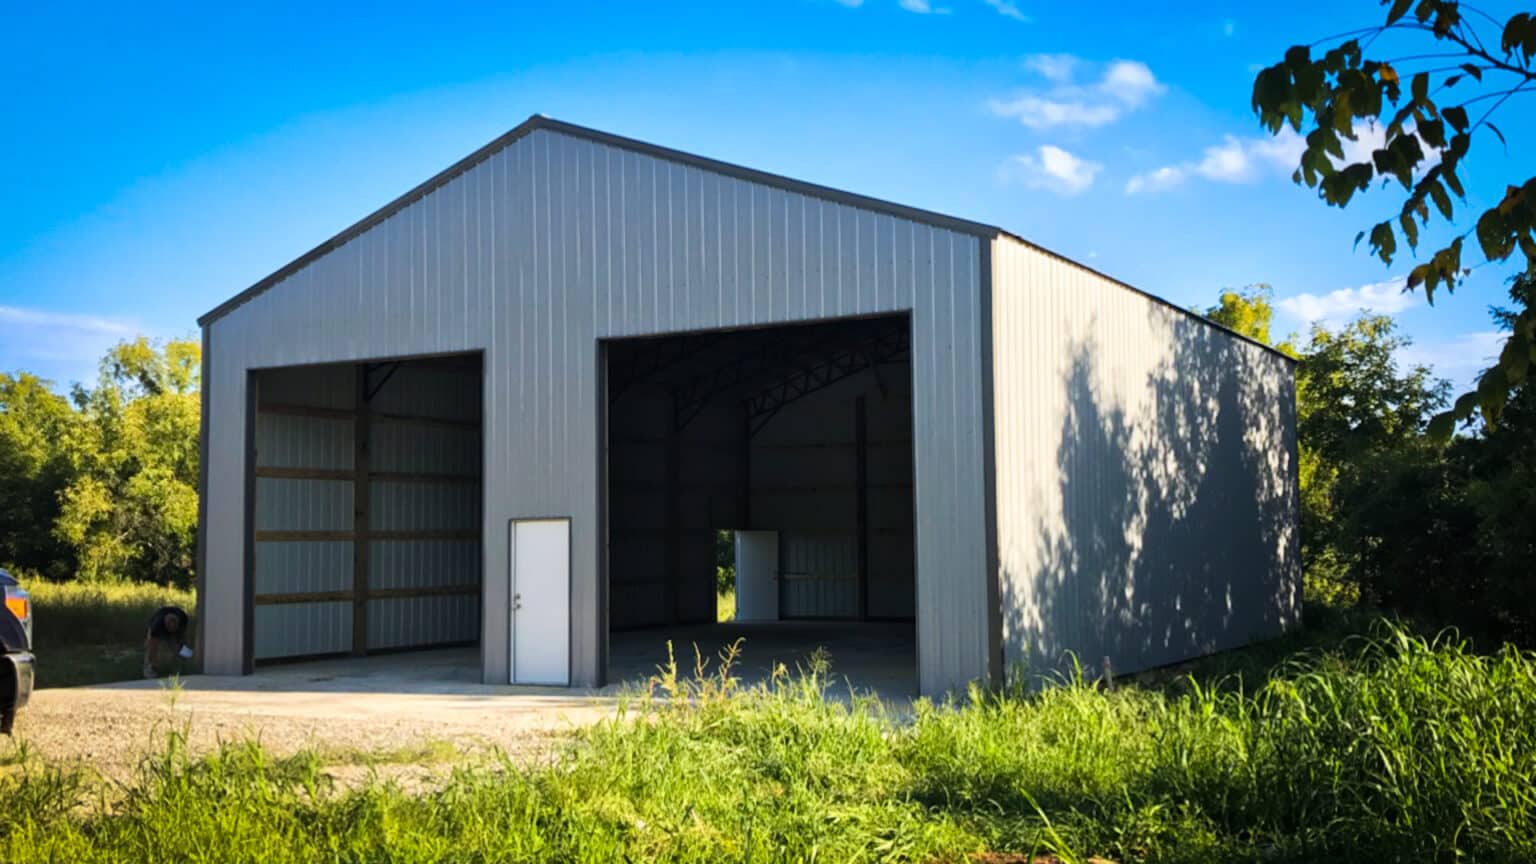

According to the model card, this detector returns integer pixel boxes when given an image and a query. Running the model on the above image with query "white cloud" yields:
[1125,127,1304,194]
[1123,165,1184,194]
[0,305,134,336]
[1003,145,1103,195]
[1022,53,1074,80]
[898,0,952,12]
[989,55,1163,129]
[1399,330,1505,391]
[0,305,139,385]
[833,0,865,6]
[988,95,1121,128]
[1274,278,1417,328]
[1099,60,1163,107]
[984,0,1030,22]
[1124,121,1434,197]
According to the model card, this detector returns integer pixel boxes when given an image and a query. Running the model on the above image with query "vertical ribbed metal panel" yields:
[204,128,990,693]
[780,534,858,618]
[989,237,1301,679]
[250,364,355,660]
[366,362,482,651]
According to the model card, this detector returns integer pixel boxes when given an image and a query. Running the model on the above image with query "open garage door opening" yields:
[247,353,484,683]
[602,315,917,698]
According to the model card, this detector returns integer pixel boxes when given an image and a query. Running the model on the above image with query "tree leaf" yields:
[1459,62,1483,81]
[1503,13,1533,59]
[1501,333,1531,384]
[1417,117,1445,149]
[1369,221,1397,264]
[1485,122,1507,148]
[1442,105,1469,132]
[1427,180,1454,220]
[1426,410,1456,441]
[1443,166,1465,197]
[1387,0,1413,25]
[1400,211,1420,248]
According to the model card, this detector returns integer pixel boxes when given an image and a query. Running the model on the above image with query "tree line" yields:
[0,338,199,587]
[1,288,1532,643]
[1207,274,1535,645]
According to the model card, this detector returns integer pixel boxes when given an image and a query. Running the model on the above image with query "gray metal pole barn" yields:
[196,116,1300,696]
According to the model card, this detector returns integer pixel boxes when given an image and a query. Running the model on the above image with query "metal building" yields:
[196,116,1300,696]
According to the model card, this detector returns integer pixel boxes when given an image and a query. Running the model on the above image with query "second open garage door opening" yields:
[602,314,917,697]
[247,353,484,681]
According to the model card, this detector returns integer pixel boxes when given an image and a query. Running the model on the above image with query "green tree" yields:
[1296,315,1448,598]
[0,372,78,578]
[54,337,201,585]
[1251,0,1536,432]
[1202,284,1299,355]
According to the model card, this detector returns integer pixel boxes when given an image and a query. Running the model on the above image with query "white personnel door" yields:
[734,530,780,622]
[509,518,570,685]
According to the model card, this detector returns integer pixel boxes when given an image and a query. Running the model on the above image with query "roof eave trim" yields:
[991,234,1299,365]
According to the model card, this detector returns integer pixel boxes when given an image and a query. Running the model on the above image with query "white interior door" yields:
[509,518,570,685]
[734,530,780,622]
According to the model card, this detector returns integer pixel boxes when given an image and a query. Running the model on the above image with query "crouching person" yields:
[143,605,193,678]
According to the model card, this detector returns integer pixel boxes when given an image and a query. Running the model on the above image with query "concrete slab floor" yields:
[607,621,917,698]
[111,621,914,701]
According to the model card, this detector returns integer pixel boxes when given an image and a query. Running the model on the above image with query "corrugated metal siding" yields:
[204,128,989,693]
[779,534,858,618]
[989,237,1301,679]
[365,363,482,651]
[251,364,355,660]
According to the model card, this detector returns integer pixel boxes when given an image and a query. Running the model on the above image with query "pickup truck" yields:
[1,568,35,734]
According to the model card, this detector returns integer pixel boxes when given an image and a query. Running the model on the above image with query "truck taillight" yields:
[4,595,27,622]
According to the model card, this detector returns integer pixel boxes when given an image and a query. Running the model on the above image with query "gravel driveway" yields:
[3,673,616,785]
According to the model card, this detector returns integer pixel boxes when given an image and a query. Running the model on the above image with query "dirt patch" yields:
[1,682,614,785]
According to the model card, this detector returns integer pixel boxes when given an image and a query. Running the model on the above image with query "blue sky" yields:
[3,1,1531,391]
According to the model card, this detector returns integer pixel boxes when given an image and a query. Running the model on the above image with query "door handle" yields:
[513,592,522,611]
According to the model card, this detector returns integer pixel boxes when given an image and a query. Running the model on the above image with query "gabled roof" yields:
[197,115,1004,327]
[197,115,1292,364]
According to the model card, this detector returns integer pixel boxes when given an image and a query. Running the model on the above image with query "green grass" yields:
[2,619,1535,862]
[21,580,195,688]
[36,644,147,689]
[717,589,735,623]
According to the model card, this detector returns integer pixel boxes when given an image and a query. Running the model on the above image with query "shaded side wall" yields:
[202,127,991,693]
[989,237,1301,678]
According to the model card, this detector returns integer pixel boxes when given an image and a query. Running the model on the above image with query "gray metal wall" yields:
[989,236,1301,679]
[202,126,990,693]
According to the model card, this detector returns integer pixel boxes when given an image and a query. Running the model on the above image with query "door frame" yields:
[507,516,574,685]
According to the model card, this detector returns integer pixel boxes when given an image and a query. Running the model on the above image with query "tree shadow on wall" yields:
[1001,316,1300,682]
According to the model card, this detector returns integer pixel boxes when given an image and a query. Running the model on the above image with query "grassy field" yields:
[1,618,1533,862]
[22,580,195,688]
